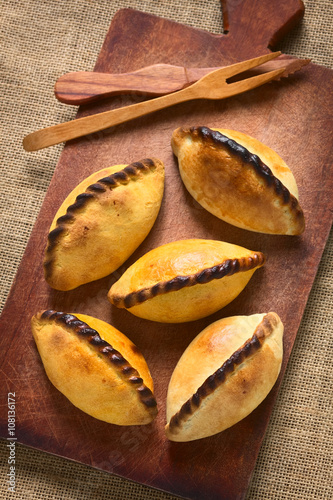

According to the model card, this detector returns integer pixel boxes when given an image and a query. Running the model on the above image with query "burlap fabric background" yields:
[0,0,332,498]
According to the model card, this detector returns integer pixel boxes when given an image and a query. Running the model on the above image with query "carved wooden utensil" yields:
[54,56,310,105]
[23,52,284,151]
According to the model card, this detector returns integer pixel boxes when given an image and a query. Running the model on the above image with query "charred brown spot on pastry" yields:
[98,159,157,188]
[168,313,276,434]
[46,226,65,252]
[87,183,107,193]
[255,311,279,340]
[41,309,58,320]
[72,192,96,209]
[130,343,143,355]
[43,158,161,280]
[56,213,75,224]
[122,365,136,376]
[98,176,118,187]
[110,252,265,309]
[137,385,158,408]
[38,310,157,411]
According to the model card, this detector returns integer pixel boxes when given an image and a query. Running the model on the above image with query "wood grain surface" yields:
[1,1,333,499]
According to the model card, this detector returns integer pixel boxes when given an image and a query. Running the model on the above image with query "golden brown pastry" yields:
[108,239,265,323]
[165,312,283,441]
[31,310,157,425]
[44,158,165,291]
[171,126,305,235]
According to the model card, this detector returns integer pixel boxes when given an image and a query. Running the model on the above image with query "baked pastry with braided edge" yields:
[31,310,157,425]
[165,312,283,441]
[44,158,165,291]
[108,239,265,323]
[171,126,305,235]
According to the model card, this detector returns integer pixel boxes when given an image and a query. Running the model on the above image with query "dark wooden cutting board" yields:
[1,1,333,499]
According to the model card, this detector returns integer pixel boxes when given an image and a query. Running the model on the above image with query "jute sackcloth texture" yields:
[0,0,332,499]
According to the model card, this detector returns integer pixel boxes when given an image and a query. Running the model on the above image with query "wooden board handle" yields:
[220,0,305,47]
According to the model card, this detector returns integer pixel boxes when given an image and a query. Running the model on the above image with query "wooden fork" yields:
[23,52,285,152]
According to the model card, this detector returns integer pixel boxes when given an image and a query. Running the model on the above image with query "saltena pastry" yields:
[165,312,283,441]
[31,310,157,425]
[44,158,165,291]
[171,126,305,235]
[108,238,265,323]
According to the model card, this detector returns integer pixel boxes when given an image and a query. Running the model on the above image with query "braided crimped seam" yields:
[180,126,305,227]
[44,158,160,277]
[110,252,265,309]
[39,310,157,412]
[167,312,279,435]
